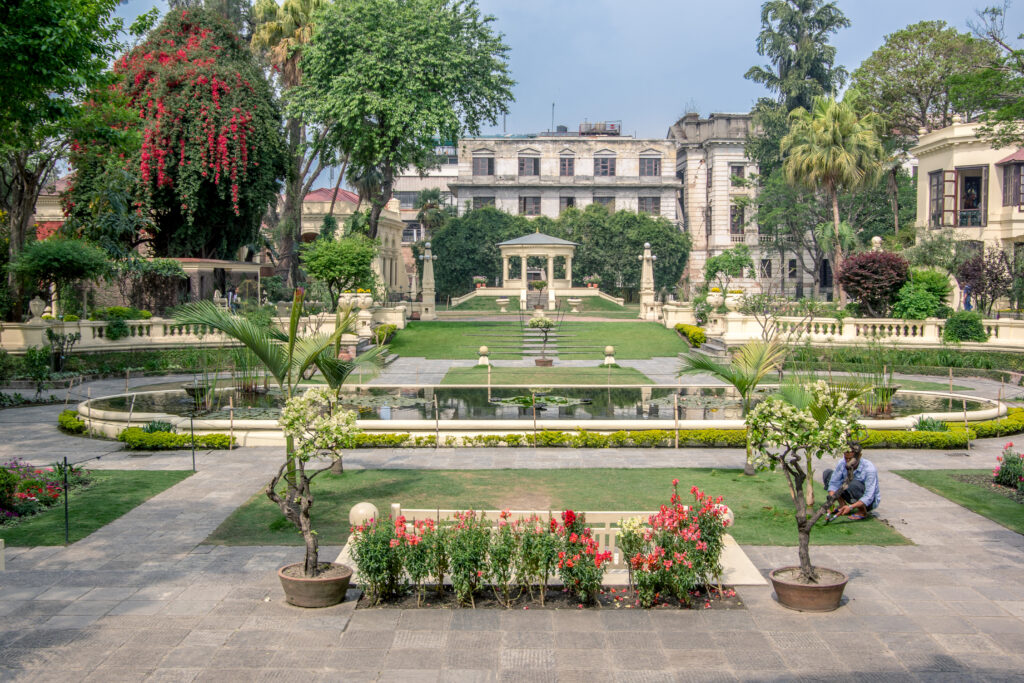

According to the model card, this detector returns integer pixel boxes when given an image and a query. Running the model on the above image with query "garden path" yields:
[0,375,1022,681]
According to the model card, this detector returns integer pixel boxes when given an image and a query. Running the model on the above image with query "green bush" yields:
[861,430,971,449]
[90,306,152,321]
[960,408,1024,439]
[143,421,174,434]
[104,318,130,341]
[0,467,19,509]
[943,311,988,343]
[892,282,941,320]
[57,410,86,434]
[116,427,234,450]
[913,416,948,432]
[993,446,1024,492]
[910,269,953,301]
[22,346,51,390]
[62,314,80,322]
[675,323,706,348]
[354,433,410,448]
[373,324,396,346]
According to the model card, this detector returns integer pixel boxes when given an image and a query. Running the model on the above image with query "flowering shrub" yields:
[448,510,491,606]
[279,387,359,465]
[993,443,1024,493]
[0,459,89,525]
[349,516,404,605]
[556,509,613,604]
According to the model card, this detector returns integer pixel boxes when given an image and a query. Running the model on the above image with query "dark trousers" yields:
[822,469,865,505]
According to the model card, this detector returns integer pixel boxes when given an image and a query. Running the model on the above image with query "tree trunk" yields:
[831,192,845,305]
[367,168,395,241]
[279,117,303,287]
[797,522,814,581]
[326,159,348,220]
[7,161,43,321]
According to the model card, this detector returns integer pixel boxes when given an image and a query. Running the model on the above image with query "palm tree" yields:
[175,290,381,577]
[678,340,787,475]
[781,96,884,302]
[414,188,449,240]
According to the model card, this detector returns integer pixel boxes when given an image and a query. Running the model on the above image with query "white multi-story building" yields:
[668,112,820,298]
[391,143,459,244]
[448,124,679,221]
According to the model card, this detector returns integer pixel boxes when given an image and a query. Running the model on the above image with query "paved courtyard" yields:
[0,375,1023,681]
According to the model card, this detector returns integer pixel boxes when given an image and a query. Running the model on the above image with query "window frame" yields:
[594,157,616,177]
[638,157,661,177]
[637,196,660,215]
[593,195,615,211]
[472,156,494,176]
[472,196,495,210]
[518,156,540,176]
[518,195,541,216]
[730,165,745,186]
[559,156,575,177]
[558,196,576,214]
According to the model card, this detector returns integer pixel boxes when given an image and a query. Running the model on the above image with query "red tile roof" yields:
[996,149,1024,165]
[304,188,359,203]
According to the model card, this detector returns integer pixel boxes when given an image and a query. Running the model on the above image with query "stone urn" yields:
[356,294,374,310]
[725,293,743,312]
[337,293,356,309]
[28,297,46,322]
[706,292,724,308]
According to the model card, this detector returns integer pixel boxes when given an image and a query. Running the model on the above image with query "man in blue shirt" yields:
[821,443,879,521]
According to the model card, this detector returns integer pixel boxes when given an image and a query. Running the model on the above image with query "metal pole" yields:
[63,456,69,545]
[964,401,970,456]
[433,395,439,449]
[229,395,235,447]
[125,369,130,394]
[674,394,679,449]
[190,413,196,472]
[949,368,954,411]
[532,389,537,445]
[127,395,136,430]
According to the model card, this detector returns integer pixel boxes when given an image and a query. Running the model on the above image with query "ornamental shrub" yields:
[861,429,970,449]
[892,282,941,320]
[105,318,130,341]
[943,311,988,343]
[0,468,18,509]
[57,410,86,434]
[116,427,234,450]
[373,324,396,346]
[675,323,706,347]
[448,510,491,606]
[348,515,404,605]
[556,510,612,604]
[143,420,174,434]
[910,269,953,303]
[963,409,1024,439]
[836,251,909,317]
[913,416,948,432]
[993,443,1024,492]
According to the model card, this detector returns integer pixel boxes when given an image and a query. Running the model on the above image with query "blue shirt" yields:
[828,458,880,510]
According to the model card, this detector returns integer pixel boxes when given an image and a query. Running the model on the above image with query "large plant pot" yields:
[534,358,553,367]
[769,566,848,612]
[277,562,353,608]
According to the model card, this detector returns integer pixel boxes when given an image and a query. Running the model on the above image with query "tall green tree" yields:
[300,236,377,309]
[949,3,1024,148]
[744,0,850,114]
[850,21,996,150]
[429,207,532,299]
[251,0,334,286]
[781,97,884,301]
[115,8,286,258]
[295,0,514,240]
[414,188,450,239]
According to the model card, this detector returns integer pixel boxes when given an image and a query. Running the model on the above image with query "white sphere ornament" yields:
[604,345,614,356]
[349,502,379,527]
[644,242,651,249]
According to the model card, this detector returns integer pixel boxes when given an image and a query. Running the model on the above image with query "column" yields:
[502,256,509,285]
[546,255,554,283]
[566,255,573,285]
[520,253,526,281]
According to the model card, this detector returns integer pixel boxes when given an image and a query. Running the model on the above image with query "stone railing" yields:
[661,304,1024,350]
[0,306,408,354]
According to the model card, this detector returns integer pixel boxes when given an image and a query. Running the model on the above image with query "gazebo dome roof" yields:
[497,232,578,247]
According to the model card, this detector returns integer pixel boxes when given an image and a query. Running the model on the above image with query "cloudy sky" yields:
[118,0,1021,139]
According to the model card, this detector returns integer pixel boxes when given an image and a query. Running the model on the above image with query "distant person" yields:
[227,286,238,313]
[963,284,973,311]
[822,443,879,521]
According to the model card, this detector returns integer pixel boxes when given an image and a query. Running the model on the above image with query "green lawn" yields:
[1,470,193,546]
[205,468,909,548]
[894,469,1024,535]
[449,295,639,319]
[441,366,653,386]
[556,322,688,359]
[450,296,522,312]
[389,321,524,359]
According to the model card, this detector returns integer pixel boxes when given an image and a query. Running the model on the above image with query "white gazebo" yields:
[497,232,577,289]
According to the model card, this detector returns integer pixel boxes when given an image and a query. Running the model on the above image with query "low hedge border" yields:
[117,427,235,450]
[674,324,706,348]
[57,410,86,434]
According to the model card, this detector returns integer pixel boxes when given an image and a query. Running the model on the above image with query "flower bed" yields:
[993,442,1024,494]
[0,459,88,526]
[348,481,731,609]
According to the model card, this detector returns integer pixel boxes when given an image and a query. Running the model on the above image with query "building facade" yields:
[668,112,819,298]
[391,144,459,243]
[449,127,679,221]
[913,118,1024,266]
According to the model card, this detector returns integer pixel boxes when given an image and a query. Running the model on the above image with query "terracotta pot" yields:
[769,566,848,612]
[534,358,554,367]
[277,562,353,608]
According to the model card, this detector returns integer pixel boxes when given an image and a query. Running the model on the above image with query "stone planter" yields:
[769,566,848,612]
[706,293,724,308]
[534,358,554,367]
[277,562,353,608]
[725,294,742,312]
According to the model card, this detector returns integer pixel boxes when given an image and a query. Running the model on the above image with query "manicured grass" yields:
[451,296,522,312]
[205,468,909,548]
[389,321,524,359]
[449,295,638,319]
[1,470,193,546]
[441,366,654,386]
[557,322,688,359]
[894,469,1024,535]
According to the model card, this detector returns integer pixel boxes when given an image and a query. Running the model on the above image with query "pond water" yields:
[90,385,986,421]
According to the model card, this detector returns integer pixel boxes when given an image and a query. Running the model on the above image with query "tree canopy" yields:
[300,236,377,309]
[295,0,514,240]
[114,8,286,258]
[849,20,995,149]
[10,237,110,300]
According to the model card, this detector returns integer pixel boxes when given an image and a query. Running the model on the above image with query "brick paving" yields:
[0,375,1023,681]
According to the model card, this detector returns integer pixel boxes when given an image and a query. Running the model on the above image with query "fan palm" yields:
[781,96,884,302]
[678,340,787,475]
[175,290,382,576]
[414,188,449,239]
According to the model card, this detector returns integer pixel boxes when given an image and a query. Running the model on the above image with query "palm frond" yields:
[174,302,288,384]
[317,345,386,388]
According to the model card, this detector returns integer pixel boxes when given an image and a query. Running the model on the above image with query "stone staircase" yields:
[683,335,731,363]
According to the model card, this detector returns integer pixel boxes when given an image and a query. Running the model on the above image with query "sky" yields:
[117,0,1022,140]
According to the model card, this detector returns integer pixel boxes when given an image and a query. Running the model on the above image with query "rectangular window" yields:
[518,156,539,176]
[472,196,495,210]
[637,197,660,214]
[560,157,575,176]
[559,196,576,213]
[472,157,494,176]
[639,158,661,176]
[593,196,615,211]
[1003,164,1023,207]
[519,196,541,216]
[395,191,419,209]
[594,157,616,176]
[956,165,988,226]
[760,259,772,279]
[928,170,943,227]
[731,165,745,186]
[788,259,797,279]
[729,205,744,242]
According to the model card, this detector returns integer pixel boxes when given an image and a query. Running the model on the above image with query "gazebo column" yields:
[502,256,509,285]
[566,255,573,286]
[546,255,556,310]
[520,253,527,281]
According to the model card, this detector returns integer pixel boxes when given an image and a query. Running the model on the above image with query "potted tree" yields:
[473,275,487,289]
[528,316,555,366]
[175,290,381,607]
[746,380,864,611]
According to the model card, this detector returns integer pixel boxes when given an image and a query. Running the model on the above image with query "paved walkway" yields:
[1,377,1023,681]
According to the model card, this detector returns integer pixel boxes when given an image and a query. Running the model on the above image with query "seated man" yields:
[821,443,879,521]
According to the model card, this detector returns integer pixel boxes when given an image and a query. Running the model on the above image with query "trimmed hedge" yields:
[862,430,971,449]
[57,410,86,434]
[117,427,235,450]
[675,324,706,348]
[958,408,1024,439]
